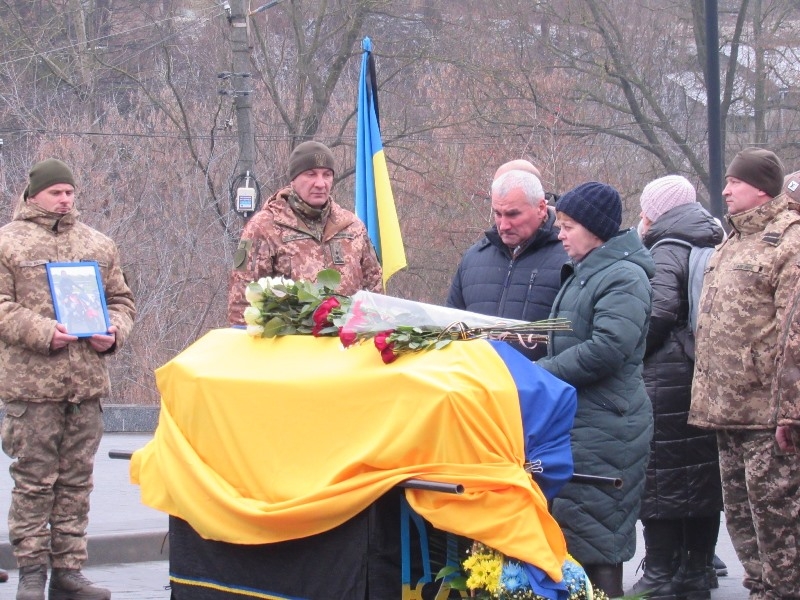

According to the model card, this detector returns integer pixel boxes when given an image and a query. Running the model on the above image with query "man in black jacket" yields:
[446,164,567,360]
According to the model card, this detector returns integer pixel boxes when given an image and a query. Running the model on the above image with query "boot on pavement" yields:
[48,568,111,600]
[1,567,9,582]
[624,518,680,599]
[672,550,712,600]
[712,553,727,576]
[16,564,47,600]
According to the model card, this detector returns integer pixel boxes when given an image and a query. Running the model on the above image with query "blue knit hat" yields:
[556,181,622,242]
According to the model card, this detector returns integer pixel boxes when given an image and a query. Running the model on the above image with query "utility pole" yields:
[226,0,256,205]
[705,0,724,221]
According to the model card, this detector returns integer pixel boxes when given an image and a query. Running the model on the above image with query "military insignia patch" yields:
[234,239,253,270]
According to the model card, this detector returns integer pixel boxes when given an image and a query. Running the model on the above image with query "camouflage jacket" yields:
[227,187,383,325]
[690,194,800,429]
[774,270,800,427]
[0,198,136,403]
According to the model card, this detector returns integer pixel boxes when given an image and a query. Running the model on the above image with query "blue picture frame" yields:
[46,261,111,337]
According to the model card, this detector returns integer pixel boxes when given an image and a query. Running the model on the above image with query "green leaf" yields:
[297,288,321,303]
[316,269,341,290]
[262,317,285,338]
[447,575,467,591]
[434,565,460,581]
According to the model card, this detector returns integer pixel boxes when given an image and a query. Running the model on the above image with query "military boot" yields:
[16,564,47,600]
[48,568,110,600]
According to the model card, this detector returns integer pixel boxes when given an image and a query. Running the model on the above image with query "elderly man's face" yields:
[492,188,547,248]
[292,168,334,208]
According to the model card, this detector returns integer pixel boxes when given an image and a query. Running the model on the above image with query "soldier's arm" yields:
[228,223,277,325]
[773,230,800,332]
[0,257,57,354]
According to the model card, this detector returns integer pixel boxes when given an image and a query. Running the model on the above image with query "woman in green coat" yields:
[537,182,655,598]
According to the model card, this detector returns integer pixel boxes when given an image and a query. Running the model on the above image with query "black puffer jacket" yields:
[446,210,567,359]
[639,202,724,519]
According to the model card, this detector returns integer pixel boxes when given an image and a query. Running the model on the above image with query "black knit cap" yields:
[556,181,622,242]
[24,158,76,199]
[725,147,784,198]
[288,141,335,181]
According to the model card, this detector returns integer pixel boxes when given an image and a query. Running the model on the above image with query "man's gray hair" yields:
[491,170,545,205]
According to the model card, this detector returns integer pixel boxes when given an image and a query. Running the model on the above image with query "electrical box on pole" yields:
[226,0,258,217]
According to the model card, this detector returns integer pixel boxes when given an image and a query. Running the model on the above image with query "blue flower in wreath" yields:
[561,559,589,594]
[501,561,528,591]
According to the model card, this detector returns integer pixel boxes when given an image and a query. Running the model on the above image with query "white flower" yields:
[245,282,264,305]
[257,277,273,291]
[243,306,262,325]
[246,324,265,337]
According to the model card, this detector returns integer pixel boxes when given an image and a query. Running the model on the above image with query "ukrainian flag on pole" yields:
[356,37,406,288]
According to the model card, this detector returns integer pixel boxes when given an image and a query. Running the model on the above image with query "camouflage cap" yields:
[784,170,800,203]
[288,141,335,181]
[24,158,76,199]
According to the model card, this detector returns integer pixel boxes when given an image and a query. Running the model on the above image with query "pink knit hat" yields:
[640,175,696,222]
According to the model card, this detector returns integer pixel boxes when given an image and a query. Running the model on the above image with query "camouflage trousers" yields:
[1,399,103,568]
[717,429,800,599]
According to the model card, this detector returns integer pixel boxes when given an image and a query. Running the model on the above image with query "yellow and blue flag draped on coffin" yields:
[130,328,575,593]
[355,37,406,287]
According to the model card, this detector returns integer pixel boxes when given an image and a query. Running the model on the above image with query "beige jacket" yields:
[227,188,382,325]
[0,199,136,403]
[690,194,800,429]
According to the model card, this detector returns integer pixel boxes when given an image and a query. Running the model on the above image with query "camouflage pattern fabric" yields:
[717,429,800,599]
[0,195,135,569]
[1,399,104,567]
[227,187,383,325]
[690,193,800,599]
[690,194,800,429]
[774,270,800,428]
[0,198,136,403]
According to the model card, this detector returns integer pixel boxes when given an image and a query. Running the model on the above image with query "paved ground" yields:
[0,433,751,599]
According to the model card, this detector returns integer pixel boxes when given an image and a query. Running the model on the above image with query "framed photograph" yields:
[46,261,111,337]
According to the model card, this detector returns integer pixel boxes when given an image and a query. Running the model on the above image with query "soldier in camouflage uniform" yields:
[227,141,382,325]
[775,170,800,460]
[0,159,136,600]
[690,149,800,600]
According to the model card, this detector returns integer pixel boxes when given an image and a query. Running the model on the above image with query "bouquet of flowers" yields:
[441,543,609,600]
[243,270,570,364]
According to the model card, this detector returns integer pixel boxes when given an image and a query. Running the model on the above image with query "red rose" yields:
[312,297,340,336]
[373,330,395,351]
[380,345,398,364]
[338,326,359,348]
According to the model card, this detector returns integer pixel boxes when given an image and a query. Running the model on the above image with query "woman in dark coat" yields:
[627,176,725,600]
[537,182,655,598]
